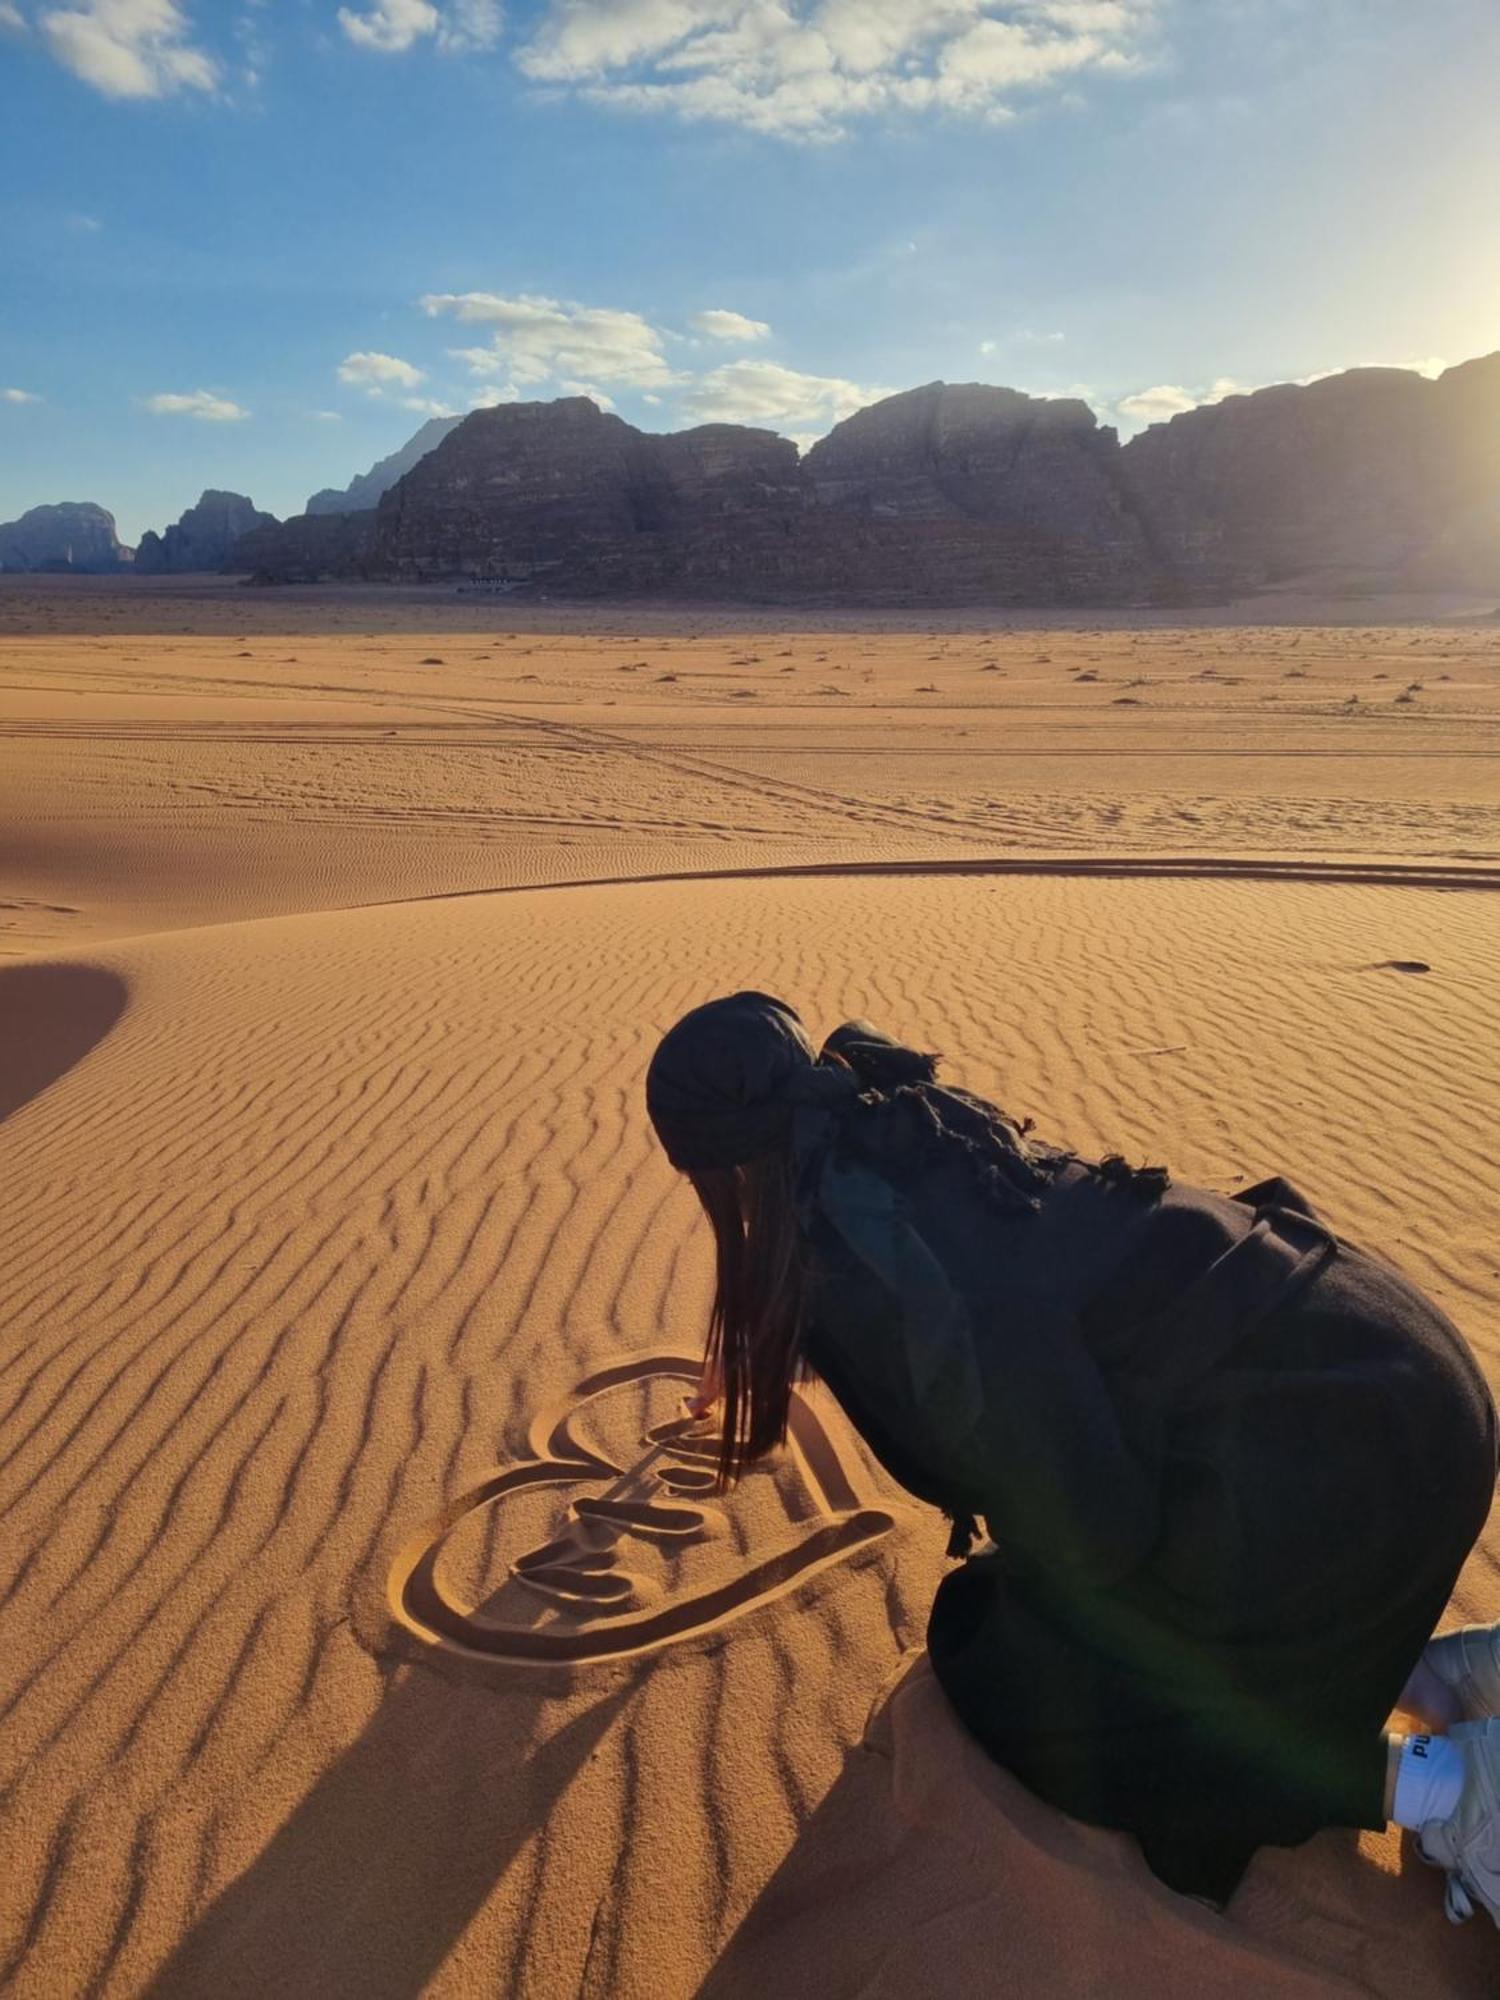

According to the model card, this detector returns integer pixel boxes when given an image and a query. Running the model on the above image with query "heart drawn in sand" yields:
[386,1356,895,1665]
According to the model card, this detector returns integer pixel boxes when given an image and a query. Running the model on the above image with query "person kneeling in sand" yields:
[645,992,1500,1921]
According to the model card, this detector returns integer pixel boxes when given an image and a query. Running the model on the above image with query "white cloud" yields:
[1116,382,1197,424]
[145,389,249,421]
[399,394,457,415]
[691,307,772,342]
[234,1,269,89]
[311,409,344,420]
[1116,375,1247,424]
[980,329,1068,355]
[339,0,435,50]
[1116,361,1450,431]
[38,0,218,99]
[0,4,26,30]
[678,358,888,432]
[3,387,41,403]
[337,349,427,390]
[338,0,502,53]
[469,383,520,408]
[515,0,1158,138]
[425,290,678,390]
[1298,355,1447,386]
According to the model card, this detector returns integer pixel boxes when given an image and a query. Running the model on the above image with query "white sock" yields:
[1391,1733,1465,1829]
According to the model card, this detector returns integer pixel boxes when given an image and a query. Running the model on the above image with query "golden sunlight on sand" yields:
[3,585,1499,1996]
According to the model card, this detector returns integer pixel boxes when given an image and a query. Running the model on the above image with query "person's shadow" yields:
[148,1653,633,1999]
[0,962,126,1124]
[148,1360,897,1998]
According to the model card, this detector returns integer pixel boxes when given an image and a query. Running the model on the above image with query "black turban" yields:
[645,990,859,1171]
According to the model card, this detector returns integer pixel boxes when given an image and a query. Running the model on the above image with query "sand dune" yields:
[3,604,1498,956]
[3,863,1499,1996]
[4,590,1500,1992]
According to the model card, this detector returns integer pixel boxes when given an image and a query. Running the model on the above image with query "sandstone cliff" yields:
[135,489,277,574]
[234,507,377,583]
[804,382,1164,600]
[306,415,462,516]
[234,353,1500,603]
[0,501,130,573]
[1118,354,1500,591]
[361,389,1168,604]
[1408,353,1500,589]
[370,399,813,592]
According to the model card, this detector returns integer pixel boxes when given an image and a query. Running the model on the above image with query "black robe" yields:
[793,1082,1498,1901]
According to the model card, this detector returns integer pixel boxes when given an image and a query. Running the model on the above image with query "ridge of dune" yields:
[2,866,1498,1996]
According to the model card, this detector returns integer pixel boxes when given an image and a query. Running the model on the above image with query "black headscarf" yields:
[644,991,862,1172]
[645,990,1048,1197]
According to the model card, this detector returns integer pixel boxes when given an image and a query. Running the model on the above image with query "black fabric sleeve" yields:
[949,1308,1162,1587]
[810,1145,1161,1588]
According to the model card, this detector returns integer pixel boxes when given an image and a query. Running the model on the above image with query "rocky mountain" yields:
[371,398,817,590]
[803,382,1160,599]
[1116,365,1477,591]
[305,415,462,516]
[807,383,1124,530]
[235,353,1500,603]
[0,501,131,573]
[234,507,378,583]
[135,489,277,574]
[247,389,1169,603]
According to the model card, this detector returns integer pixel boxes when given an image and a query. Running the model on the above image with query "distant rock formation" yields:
[1115,363,1499,592]
[371,399,819,592]
[0,501,130,573]
[135,489,277,574]
[305,415,462,516]
[234,507,377,583]
[803,382,1160,600]
[235,353,1500,603]
[352,390,1163,603]
[807,383,1122,531]
[1404,356,1500,591]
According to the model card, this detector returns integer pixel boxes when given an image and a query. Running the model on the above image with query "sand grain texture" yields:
[3,592,1500,1997]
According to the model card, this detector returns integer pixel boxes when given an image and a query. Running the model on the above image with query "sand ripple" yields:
[1,869,1498,1996]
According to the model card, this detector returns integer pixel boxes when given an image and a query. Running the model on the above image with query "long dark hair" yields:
[687,1146,809,1491]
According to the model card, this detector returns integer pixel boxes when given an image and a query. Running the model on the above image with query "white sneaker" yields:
[1417,1719,1500,1927]
[1425,1623,1500,1721]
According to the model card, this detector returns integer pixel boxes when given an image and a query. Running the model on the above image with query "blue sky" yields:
[2,0,1497,545]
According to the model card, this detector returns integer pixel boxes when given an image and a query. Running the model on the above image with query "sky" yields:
[2,0,1498,545]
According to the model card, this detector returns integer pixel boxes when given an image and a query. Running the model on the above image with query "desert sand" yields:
[3,580,1500,1997]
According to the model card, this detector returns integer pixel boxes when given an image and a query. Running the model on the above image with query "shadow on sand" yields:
[147,1363,896,1996]
[147,1659,633,2000]
[0,961,127,1125]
